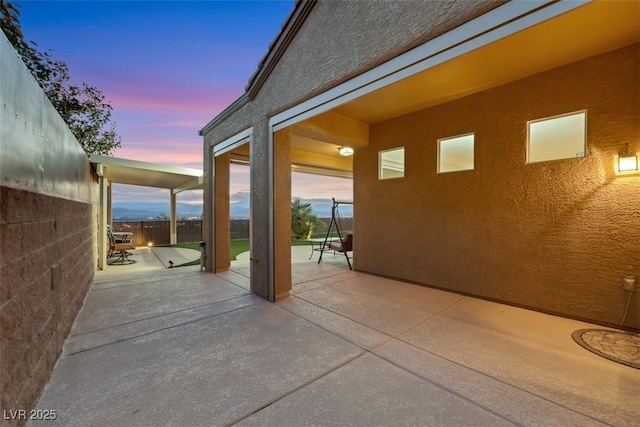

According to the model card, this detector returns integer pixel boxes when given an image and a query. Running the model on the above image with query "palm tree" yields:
[291,198,325,239]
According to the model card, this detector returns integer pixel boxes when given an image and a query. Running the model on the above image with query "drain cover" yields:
[572,329,640,370]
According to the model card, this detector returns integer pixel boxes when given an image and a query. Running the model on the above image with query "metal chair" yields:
[107,226,136,264]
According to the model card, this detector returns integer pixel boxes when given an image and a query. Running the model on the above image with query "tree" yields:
[291,198,325,240]
[1,0,121,155]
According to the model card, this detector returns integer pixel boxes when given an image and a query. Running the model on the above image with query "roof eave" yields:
[245,0,317,100]
[199,93,250,136]
[199,0,316,137]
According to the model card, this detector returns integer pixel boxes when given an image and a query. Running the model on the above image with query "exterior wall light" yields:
[339,146,354,156]
[619,143,638,172]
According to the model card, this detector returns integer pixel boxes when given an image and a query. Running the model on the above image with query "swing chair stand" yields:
[318,197,353,270]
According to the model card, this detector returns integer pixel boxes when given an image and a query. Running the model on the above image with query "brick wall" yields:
[0,187,95,426]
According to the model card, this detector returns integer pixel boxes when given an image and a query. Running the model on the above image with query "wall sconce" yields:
[619,143,638,172]
[339,146,354,157]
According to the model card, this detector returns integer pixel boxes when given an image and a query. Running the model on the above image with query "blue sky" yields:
[16,1,353,205]
[18,1,292,165]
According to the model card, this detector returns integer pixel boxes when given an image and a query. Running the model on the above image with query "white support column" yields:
[170,191,177,245]
[107,182,112,226]
[98,171,108,270]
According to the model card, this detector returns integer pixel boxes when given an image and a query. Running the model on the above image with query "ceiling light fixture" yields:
[339,146,354,157]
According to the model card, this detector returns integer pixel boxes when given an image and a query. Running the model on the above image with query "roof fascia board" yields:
[172,176,204,194]
[212,127,253,155]
[270,0,590,131]
[89,154,202,177]
[199,93,250,136]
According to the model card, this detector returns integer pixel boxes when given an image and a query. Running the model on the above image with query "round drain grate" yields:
[572,329,640,370]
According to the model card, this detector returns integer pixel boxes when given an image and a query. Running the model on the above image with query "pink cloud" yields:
[114,146,203,170]
[91,68,243,118]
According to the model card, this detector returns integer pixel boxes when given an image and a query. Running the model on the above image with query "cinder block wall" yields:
[355,44,640,329]
[0,33,97,426]
[0,188,95,423]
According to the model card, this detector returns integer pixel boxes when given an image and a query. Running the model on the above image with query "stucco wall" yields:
[201,0,504,280]
[0,33,97,425]
[202,0,504,146]
[355,44,640,329]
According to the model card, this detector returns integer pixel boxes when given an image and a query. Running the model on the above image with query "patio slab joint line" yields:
[222,352,367,427]
[290,294,396,341]
[280,294,611,426]
[390,336,612,426]
[66,300,260,356]
[216,271,253,291]
[70,294,254,338]
[277,296,393,352]
[92,270,205,290]
[389,295,466,339]
[293,270,356,287]
[292,292,465,344]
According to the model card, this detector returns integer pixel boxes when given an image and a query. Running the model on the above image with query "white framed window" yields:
[527,111,586,164]
[438,133,474,173]
[379,147,405,180]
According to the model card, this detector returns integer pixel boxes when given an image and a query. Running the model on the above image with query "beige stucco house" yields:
[200,0,640,330]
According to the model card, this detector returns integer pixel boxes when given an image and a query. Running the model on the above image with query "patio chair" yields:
[328,232,353,270]
[328,232,353,252]
[107,226,136,264]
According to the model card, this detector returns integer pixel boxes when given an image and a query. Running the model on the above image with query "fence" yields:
[113,220,202,246]
[228,218,354,240]
[113,217,354,245]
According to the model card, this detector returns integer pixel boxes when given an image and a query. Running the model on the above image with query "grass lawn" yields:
[171,235,335,263]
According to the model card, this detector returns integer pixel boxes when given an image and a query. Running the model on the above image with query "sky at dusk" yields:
[17,1,353,206]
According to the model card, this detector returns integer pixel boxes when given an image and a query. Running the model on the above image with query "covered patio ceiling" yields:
[262,0,638,172]
[220,0,638,180]
[332,0,639,124]
[89,154,203,193]
[91,154,204,269]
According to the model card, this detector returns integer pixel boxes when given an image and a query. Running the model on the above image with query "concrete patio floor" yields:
[96,246,202,278]
[28,250,640,426]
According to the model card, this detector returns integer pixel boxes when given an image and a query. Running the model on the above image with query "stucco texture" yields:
[202,0,503,146]
[355,44,640,329]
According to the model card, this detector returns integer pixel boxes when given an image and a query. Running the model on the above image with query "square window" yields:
[438,133,474,173]
[379,147,405,180]
[527,111,586,163]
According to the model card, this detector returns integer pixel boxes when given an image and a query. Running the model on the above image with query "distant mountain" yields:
[305,200,353,218]
[113,203,202,220]
[231,198,352,219]
[113,199,352,221]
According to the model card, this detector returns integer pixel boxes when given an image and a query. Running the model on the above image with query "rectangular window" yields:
[379,147,405,180]
[527,111,586,163]
[438,133,474,173]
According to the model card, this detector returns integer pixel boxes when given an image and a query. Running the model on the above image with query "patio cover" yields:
[89,154,203,269]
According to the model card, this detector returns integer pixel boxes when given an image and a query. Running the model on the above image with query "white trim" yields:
[291,164,353,179]
[213,128,253,156]
[270,0,591,131]
[209,147,216,272]
[90,154,201,176]
[267,126,275,302]
[379,147,405,180]
[526,110,588,164]
[437,132,475,174]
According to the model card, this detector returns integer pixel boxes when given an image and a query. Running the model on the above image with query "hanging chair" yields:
[319,198,353,270]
